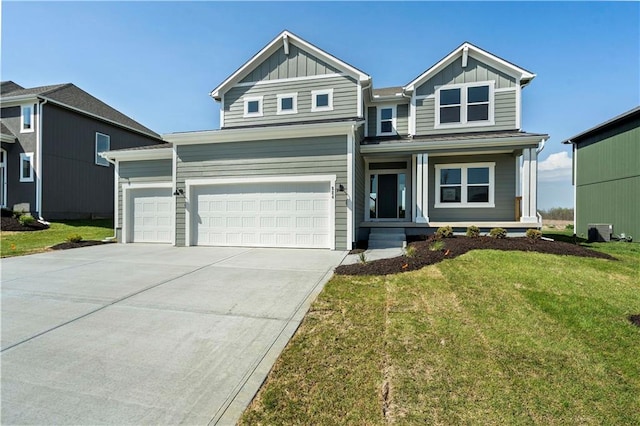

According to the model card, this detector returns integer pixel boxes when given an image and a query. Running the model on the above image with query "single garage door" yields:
[193,181,331,248]
[129,187,173,243]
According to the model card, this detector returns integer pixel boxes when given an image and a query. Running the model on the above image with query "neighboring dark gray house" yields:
[105,31,548,249]
[0,81,164,219]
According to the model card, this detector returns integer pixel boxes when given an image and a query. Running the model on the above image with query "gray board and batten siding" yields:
[117,158,173,228]
[428,154,516,222]
[367,104,409,136]
[224,75,359,127]
[175,136,349,249]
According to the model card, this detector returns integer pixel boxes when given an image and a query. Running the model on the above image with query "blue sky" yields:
[2,1,639,209]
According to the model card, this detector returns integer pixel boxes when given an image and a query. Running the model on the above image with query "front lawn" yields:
[240,241,640,424]
[1,219,113,257]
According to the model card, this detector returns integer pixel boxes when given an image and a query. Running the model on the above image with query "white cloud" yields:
[538,151,572,182]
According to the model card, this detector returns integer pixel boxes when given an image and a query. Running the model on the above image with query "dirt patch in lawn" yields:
[335,236,615,276]
[629,315,640,328]
[50,240,113,251]
[1,216,49,232]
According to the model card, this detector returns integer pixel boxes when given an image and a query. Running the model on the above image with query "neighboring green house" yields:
[562,106,640,241]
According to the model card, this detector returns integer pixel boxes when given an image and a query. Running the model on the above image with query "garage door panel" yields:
[129,188,173,244]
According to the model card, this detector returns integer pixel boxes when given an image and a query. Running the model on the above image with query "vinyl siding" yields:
[415,90,516,135]
[240,44,341,83]
[367,107,376,136]
[366,103,409,136]
[224,75,358,127]
[117,159,173,227]
[428,154,516,221]
[353,125,366,241]
[175,136,348,249]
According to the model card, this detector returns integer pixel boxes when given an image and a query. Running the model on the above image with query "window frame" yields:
[95,132,111,167]
[376,105,397,136]
[243,96,264,118]
[21,104,35,133]
[19,152,34,182]
[311,89,334,112]
[276,92,298,115]
[434,162,495,208]
[434,81,495,129]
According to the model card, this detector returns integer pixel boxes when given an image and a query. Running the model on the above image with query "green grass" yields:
[240,241,640,425]
[1,219,113,257]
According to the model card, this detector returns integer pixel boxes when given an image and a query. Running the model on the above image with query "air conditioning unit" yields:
[588,224,612,242]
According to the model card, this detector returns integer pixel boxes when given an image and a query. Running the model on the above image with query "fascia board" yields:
[360,135,546,154]
[0,95,39,107]
[102,148,172,161]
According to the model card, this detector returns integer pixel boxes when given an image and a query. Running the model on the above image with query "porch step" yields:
[368,227,406,249]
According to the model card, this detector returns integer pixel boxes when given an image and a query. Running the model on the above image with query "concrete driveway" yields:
[1,244,346,425]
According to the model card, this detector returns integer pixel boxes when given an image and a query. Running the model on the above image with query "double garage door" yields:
[192,181,332,249]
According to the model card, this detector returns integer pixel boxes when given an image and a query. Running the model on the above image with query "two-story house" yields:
[104,31,548,250]
[0,81,164,220]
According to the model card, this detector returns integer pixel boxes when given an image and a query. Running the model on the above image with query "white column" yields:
[529,148,538,220]
[415,153,429,223]
[520,148,538,222]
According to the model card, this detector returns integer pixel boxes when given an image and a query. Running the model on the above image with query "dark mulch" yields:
[335,236,616,276]
[629,315,640,328]
[1,216,49,232]
[50,240,112,251]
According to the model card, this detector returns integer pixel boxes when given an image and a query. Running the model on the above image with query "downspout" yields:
[102,154,118,241]
[36,98,48,222]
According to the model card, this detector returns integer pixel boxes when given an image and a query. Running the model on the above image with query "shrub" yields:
[18,213,36,226]
[526,229,542,241]
[565,224,574,230]
[429,240,445,251]
[66,234,83,243]
[466,226,481,238]
[435,226,454,239]
[404,245,417,258]
[358,252,367,264]
[489,228,507,239]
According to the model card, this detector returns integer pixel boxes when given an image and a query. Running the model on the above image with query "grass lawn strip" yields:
[240,242,640,424]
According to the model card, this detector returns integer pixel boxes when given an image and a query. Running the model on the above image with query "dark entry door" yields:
[378,174,398,218]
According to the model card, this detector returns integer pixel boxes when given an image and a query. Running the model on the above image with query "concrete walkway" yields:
[1,244,346,425]
[341,247,405,265]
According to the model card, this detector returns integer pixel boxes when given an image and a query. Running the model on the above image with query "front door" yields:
[369,171,407,220]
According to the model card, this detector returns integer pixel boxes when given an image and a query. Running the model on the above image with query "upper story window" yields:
[21,104,35,133]
[20,152,34,182]
[95,132,110,167]
[277,93,298,115]
[435,82,494,128]
[377,106,397,136]
[243,96,263,118]
[435,162,495,208]
[311,89,334,112]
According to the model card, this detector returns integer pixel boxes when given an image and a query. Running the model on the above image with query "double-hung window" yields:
[20,152,34,182]
[21,104,35,133]
[243,96,263,118]
[95,132,110,167]
[276,93,298,115]
[377,106,396,135]
[435,162,495,208]
[311,89,334,112]
[435,82,494,127]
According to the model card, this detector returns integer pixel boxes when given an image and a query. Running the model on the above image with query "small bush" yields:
[466,226,481,238]
[429,240,445,251]
[565,224,574,230]
[547,224,556,229]
[435,226,454,239]
[526,229,542,241]
[489,228,507,239]
[404,245,417,258]
[18,213,36,226]
[66,234,83,243]
[358,252,367,264]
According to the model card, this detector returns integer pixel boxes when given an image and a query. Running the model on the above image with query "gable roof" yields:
[404,42,536,92]
[561,106,640,145]
[210,30,371,100]
[1,81,162,140]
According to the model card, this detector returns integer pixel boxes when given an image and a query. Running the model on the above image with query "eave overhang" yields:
[102,148,173,161]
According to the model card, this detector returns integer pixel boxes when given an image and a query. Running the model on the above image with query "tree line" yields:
[538,207,574,220]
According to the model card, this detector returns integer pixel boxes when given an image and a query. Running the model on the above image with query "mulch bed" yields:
[1,216,49,231]
[50,240,112,251]
[335,236,616,276]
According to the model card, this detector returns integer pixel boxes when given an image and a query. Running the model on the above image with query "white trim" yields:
[121,182,174,244]
[233,73,346,88]
[415,153,429,222]
[515,80,522,130]
[172,145,178,245]
[102,147,172,161]
[311,89,334,112]
[461,46,469,68]
[220,94,225,127]
[360,134,546,154]
[434,162,495,208]
[20,104,35,133]
[19,152,34,182]
[376,105,397,136]
[572,145,577,231]
[356,81,362,118]
[114,161,120,229]
[0,148,7,208]
[276,92,298,115]
[283,33,289,55]
[347,129,354,247]
[184,175,337,250]
[243,95,263,118]
[434,81,495,129]
[95,132,111,167]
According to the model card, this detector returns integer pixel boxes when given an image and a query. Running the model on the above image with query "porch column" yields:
[520,148,538,222]
[414,153,429,223]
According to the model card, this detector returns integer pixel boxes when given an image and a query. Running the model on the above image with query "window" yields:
[434,162,495,208]
[311,89,334,112]
[21,104,35,133]
[435,82,494,127]
[377,106,397,135]
[95,132,110,167]
[20,152,34,182]
[277,93,298,115]
[243,96,263,118]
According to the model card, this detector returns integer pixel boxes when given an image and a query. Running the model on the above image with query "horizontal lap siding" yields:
[224,75,358,127]
[366,103,409,136]
[428,154,515,221]
[117,159,172,227]
[176,136,348,249]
